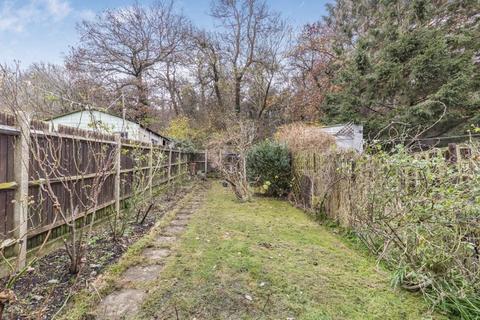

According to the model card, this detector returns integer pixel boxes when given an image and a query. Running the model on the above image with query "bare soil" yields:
[0,182,195,319]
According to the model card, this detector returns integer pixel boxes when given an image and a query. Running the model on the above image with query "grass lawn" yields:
[139,182,442,320]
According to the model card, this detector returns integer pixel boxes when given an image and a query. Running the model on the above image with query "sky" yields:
[0,0,332,66]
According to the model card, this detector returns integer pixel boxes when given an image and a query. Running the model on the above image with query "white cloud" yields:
[44,0,72,19]
[77,9,96,21]
[0,0,72,32]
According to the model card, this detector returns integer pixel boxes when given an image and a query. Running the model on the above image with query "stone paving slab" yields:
[121,264,165,284]
[170,219,188,226]
[95,289,146,320]
[177,210,193,215]
[142,247,171,261]
[155,235,177,244]
[164,225,186,235]
[175,213,192,220]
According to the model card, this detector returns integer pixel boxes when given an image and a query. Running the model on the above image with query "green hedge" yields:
[247,140,291,197]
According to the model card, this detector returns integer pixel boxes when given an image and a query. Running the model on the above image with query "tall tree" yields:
[320,0,480,138]
[210,0,285,114]
[191,30,226,114]
[26,63,113,118]
[288,22,337,122]
[68,1,188,124]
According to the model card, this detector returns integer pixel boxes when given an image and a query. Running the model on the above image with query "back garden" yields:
[0,119,478,320]
[65,182,443,319]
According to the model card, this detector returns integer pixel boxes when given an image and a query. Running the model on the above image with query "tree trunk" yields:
[135,75,150,123]
[166,63,180,116]
[234,77,241,113]
[212,63,224,110]
[258,77,273,119]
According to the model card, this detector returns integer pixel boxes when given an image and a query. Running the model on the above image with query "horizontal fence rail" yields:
[0,112,206,268]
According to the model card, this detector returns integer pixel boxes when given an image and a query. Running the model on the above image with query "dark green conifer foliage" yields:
[322,0,480,138]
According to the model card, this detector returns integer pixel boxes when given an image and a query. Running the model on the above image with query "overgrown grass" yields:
[139,183,444,319]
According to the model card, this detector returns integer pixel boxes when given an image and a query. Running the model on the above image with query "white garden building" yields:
[47,109,172,146]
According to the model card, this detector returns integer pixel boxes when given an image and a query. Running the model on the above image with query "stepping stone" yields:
[176,214,191,221]
[96,289,145,320]
[155,235,176,244]
[170,219,188,226]
[164,225,186,235]
[121,264,164,283]
[142,248,171,261]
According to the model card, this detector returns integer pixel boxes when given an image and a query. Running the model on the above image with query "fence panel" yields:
[0,114,17,243]
[0,111,204,265]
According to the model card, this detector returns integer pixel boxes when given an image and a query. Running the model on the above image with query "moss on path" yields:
[139,182,442,320]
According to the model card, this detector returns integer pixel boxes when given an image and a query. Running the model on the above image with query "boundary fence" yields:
[0,112,206,267]
[290,142,479,316]
[293,142,476,212]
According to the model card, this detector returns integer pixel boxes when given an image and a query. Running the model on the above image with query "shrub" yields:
[247,140,291,197]
[275,122,336,153]
[291,143,480,318]
[163,116,209,149]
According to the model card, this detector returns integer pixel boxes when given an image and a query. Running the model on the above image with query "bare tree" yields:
[211,0,285,114]
[245,18,289,121]
[30,125,116,274]
[287,22,337,122]
[20,63,114,119]
[208,118,255,201]
[154,55,190,117]
[68,1,188,123]
[109,142,166,240]
[191,30,226,113]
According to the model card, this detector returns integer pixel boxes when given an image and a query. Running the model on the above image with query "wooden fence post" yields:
[167,147,172,182]
[204,150,208,174]
[148,143,153,198]
[184,152,188,175]
[181,151,185,175]
[114,134,121,220]
[13,112,30,270]
[178,151,182,177]
[448,143,458,164]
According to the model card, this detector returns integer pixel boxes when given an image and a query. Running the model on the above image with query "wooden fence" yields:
[290,143,479,310]
[292,142,477,212]
[0,112,206,267]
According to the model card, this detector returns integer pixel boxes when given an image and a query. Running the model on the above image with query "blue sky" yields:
[0,0,331,66]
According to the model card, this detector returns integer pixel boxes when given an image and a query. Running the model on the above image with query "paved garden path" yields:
[93,188,207,320]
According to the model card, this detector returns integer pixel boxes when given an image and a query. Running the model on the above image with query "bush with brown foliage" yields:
[275,122,336,153]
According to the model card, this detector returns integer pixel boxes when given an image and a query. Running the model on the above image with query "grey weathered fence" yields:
[0,112,206,268]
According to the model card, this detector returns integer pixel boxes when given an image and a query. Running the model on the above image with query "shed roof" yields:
[45,108,172,142]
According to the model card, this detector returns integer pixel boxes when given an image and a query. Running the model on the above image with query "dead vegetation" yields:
[207,119,256,202]
[275,122,336,153]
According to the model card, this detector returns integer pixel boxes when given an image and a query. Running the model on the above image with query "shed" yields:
[46,109,172,146]
[320,123,364,153]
